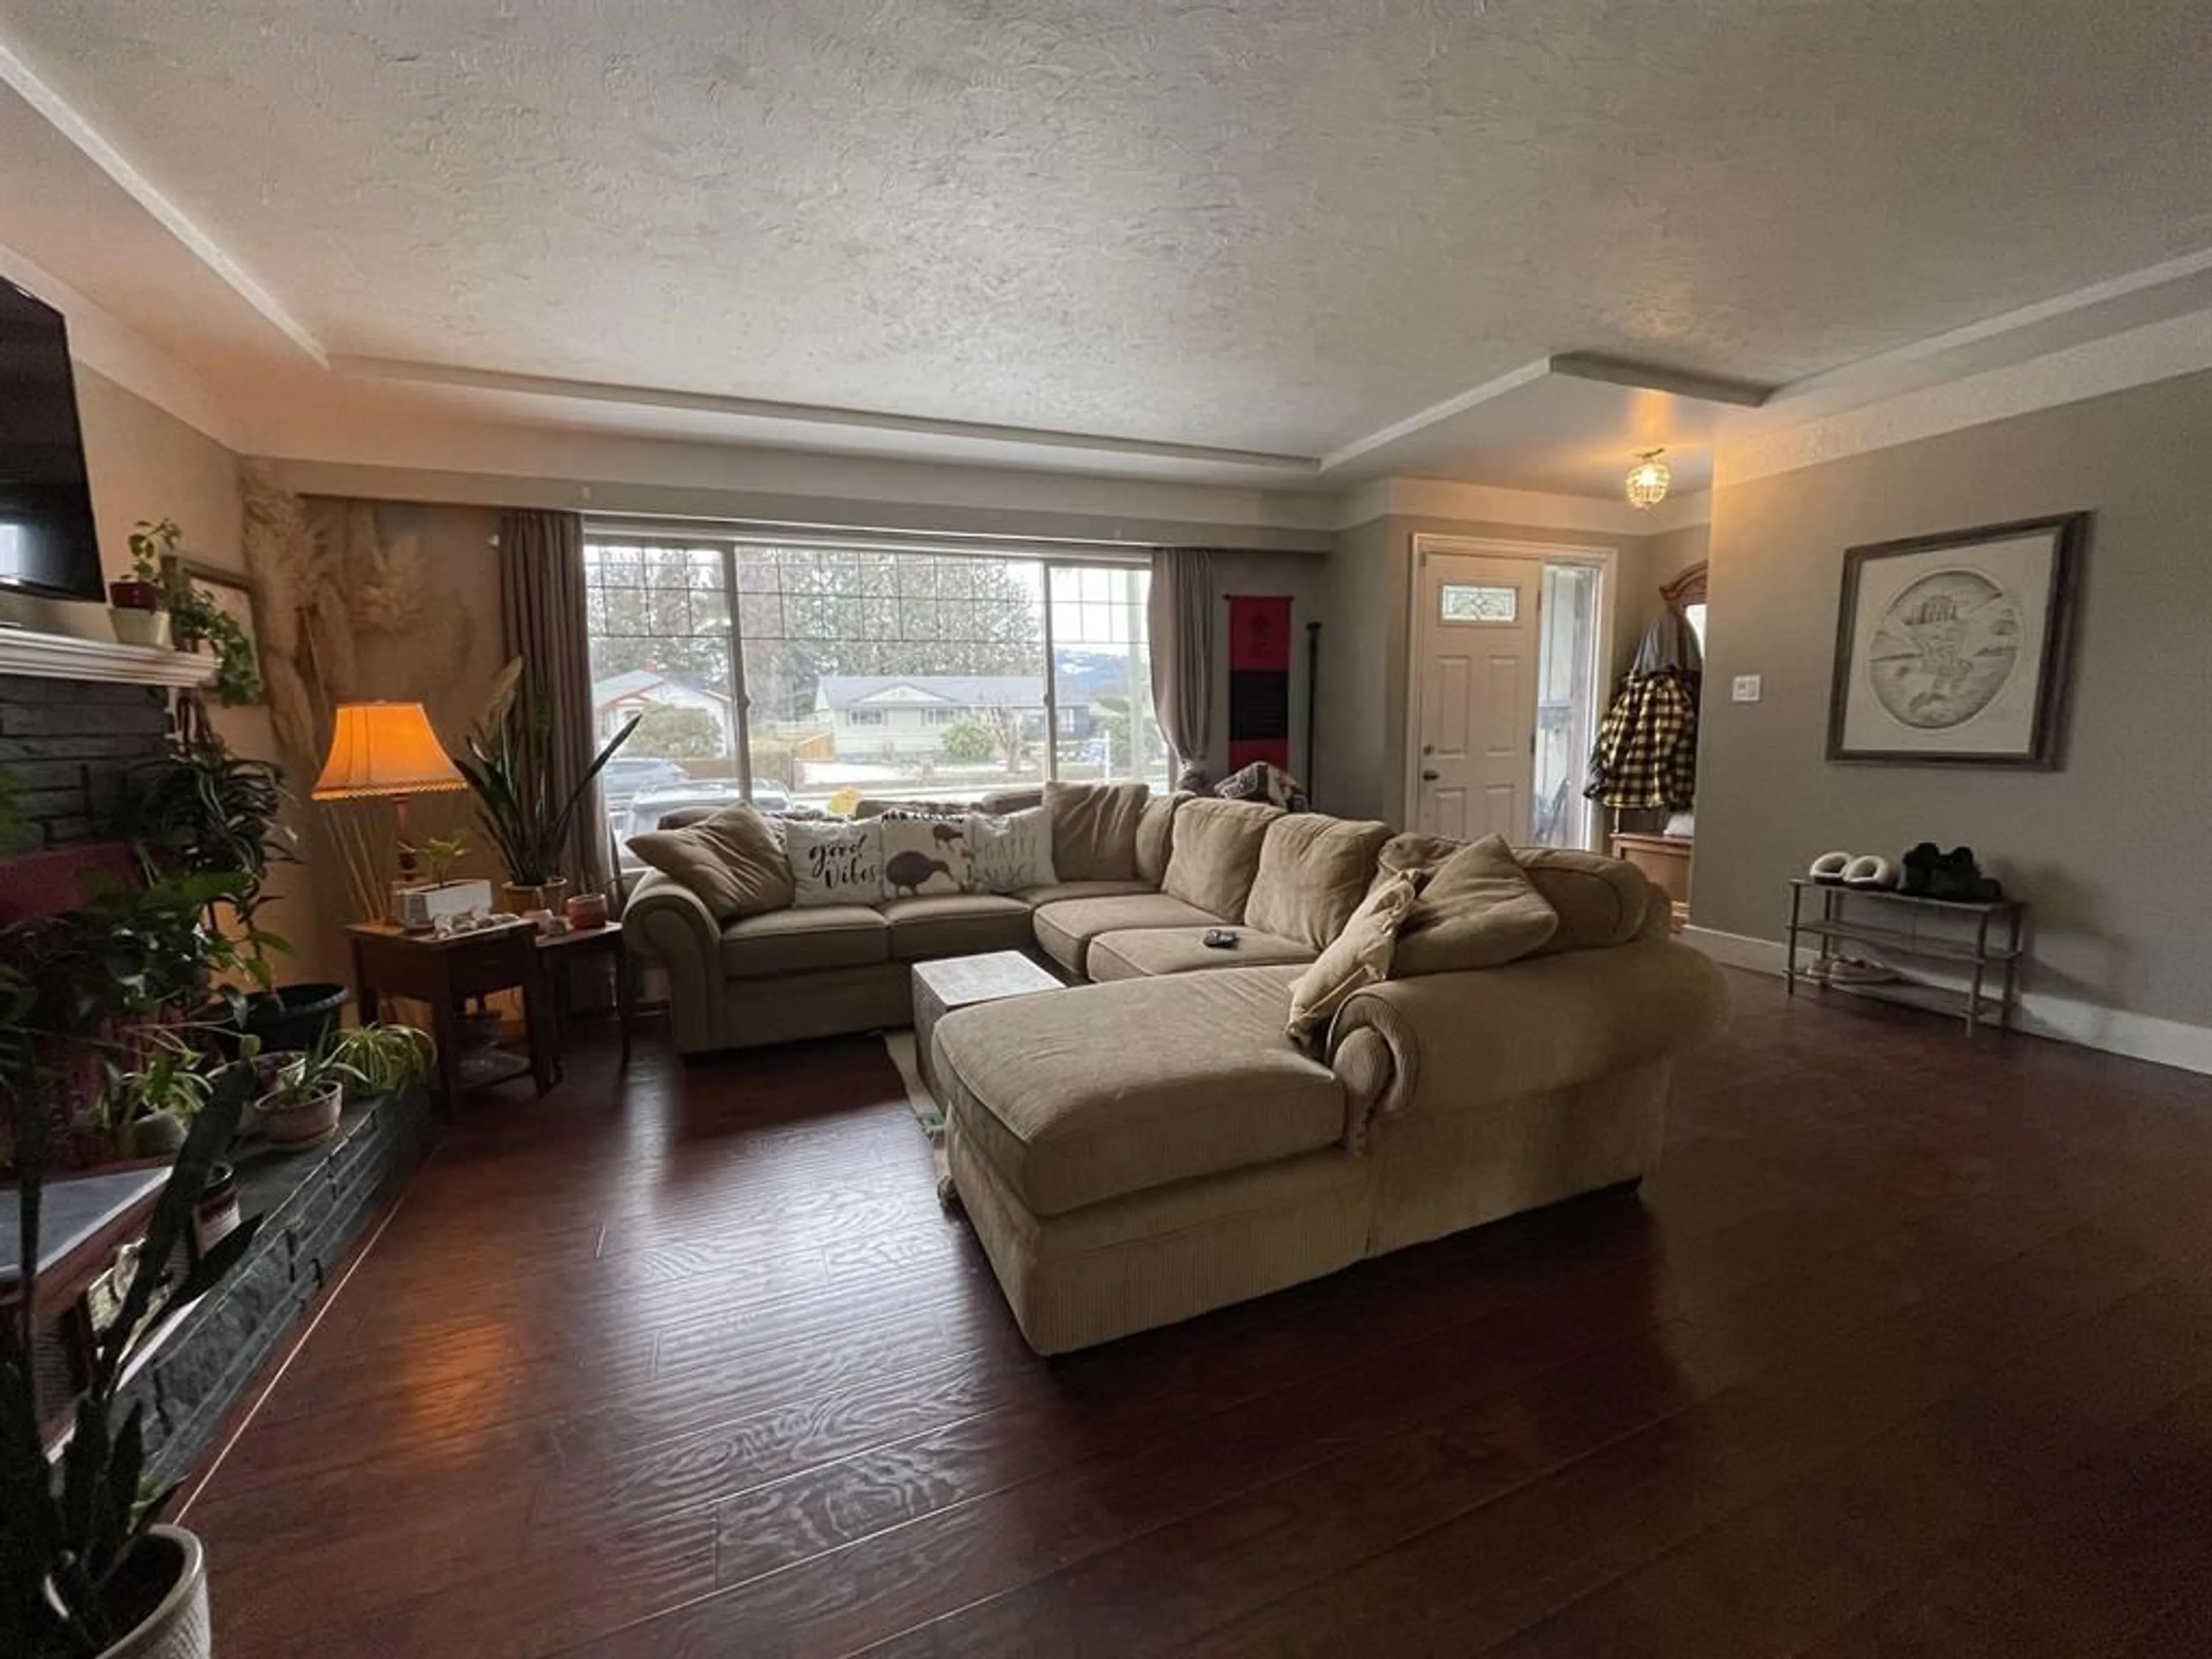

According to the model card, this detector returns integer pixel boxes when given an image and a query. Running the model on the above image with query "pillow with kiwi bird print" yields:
[878,814,971,897]
[785,819,887,907]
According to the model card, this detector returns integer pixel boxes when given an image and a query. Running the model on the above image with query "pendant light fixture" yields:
[1625,449,1672,510]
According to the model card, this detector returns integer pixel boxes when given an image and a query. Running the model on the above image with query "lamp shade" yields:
[312,702,467,800]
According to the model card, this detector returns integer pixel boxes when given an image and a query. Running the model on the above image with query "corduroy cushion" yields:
[717,904,888,979]
[1031,891,1221,978]
[1044,780,1151,882]
[627,803,793,922]
[1514,847,1658,953]
[1376,835,1657,956]
[933,966,1346,1215]
[1391,834,1559,976]
[880,894,1035,961]
[1287,872,1421,1041]
[1134,791,1192,885]
[1162,797,1282,921]
[1245,814,1392,950]
[1088,926,1316,983]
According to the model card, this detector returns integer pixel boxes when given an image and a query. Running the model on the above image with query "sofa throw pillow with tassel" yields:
[965,806,1056,895]
[879,814,971,897]
[1286,871,1422,1046]
[785,819,886,907]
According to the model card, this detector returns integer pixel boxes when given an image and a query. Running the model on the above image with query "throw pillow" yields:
[1244,813,1393,950]
[1134,790,1190,886]
[783,819,885,908]
[1286,872,1421,1045]
[1043,779,1150,881]
[965,806,1056,895]
[626,803,793,922]
[878,814,971,897]
[1515,846,1660,953]
[1392,833,1559,976]
[1161,796,1281,921]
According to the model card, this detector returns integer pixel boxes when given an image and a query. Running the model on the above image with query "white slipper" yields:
[1808,851,1854,885]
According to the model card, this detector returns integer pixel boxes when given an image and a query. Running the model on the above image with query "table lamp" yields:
[312,701,469,918]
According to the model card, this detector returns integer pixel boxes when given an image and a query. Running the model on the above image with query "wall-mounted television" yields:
[0,278,103,603]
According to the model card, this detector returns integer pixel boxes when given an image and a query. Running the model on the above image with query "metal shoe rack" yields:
[1783,877,2026,1037]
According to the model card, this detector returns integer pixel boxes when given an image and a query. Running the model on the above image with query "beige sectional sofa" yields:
[624,784,1728,1352]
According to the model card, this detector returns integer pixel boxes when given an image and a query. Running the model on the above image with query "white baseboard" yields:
[1680,926,2212,1078]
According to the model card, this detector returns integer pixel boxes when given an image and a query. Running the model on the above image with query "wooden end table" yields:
[347,920,556,1108]
[535,921,637,1077]
[911,950,1064,1104]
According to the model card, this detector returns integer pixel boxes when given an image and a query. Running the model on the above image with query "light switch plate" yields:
[1732,674,1763,703]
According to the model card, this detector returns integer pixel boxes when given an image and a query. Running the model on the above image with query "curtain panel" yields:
[498,508,613,897]
[1147,547,1215,791]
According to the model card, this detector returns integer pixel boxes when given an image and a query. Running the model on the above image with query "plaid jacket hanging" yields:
[1585,668,1699,810]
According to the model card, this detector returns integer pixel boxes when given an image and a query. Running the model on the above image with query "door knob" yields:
[1421,770,1440,782]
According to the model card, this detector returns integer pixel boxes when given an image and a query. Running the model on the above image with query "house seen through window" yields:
[584,537,1168,851]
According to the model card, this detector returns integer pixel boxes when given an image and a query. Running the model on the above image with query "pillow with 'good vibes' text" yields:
[784,819,885,907]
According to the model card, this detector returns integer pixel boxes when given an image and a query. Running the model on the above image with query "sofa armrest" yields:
[1327,939,1728,1148]
[623,872,724,1052]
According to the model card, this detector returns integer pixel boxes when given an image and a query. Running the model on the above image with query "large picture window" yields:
[584,536,1166,846]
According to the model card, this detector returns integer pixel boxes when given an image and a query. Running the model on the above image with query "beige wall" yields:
[69,369,338,980]
[1317,513,1687,824]
[1696,368,2212,1027]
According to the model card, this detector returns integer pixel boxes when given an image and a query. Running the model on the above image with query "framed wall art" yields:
[1827,513,2086,768]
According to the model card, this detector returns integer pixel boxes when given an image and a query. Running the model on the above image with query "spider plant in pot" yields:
[251,1037,361,1147]
[325,1023,435,1097]
[73,1037,213,1164]
[454,658,639,914]
[2,982,264,1659]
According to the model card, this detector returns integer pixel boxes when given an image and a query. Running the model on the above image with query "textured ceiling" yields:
[5,0,2211,468]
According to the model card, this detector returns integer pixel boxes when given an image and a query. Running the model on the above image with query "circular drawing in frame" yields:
[1865,568,2022,730]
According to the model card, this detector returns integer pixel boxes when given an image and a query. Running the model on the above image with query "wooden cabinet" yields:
[1611,832,1692,926]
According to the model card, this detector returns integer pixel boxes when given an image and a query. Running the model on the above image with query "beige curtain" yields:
[1149,548,1215,791]
[498,509,612,897]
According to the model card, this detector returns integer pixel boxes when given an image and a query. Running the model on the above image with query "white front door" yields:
[1412,552,1543,840]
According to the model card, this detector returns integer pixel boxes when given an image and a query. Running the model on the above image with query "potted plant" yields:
[124,728,349,1056]
[325,1024,435,1097]
[454,660,639,913]
[250,1037,359,1146]
[2,861,267,1658]
[1,1057,262,1659]
[75,1037,213,1163]
[107,532,168,650]
[129,519,262,707]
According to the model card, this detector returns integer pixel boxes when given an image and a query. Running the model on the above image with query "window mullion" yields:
[1041,560,1059,785]
[724,541,754,799]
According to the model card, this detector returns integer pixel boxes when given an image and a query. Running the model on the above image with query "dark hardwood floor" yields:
[179,968,2212,1658]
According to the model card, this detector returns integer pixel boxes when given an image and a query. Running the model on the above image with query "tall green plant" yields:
[1,1059,263,1657]
[123,732,296,979]
[453,659,639,887]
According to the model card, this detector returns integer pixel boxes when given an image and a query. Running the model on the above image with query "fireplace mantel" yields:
[0,627,215,690]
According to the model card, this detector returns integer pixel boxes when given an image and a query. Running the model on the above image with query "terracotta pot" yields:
[257,1078,343,1146]
[503,877,571,915]
[565,892,609,930]
[52,1524,209,1659]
